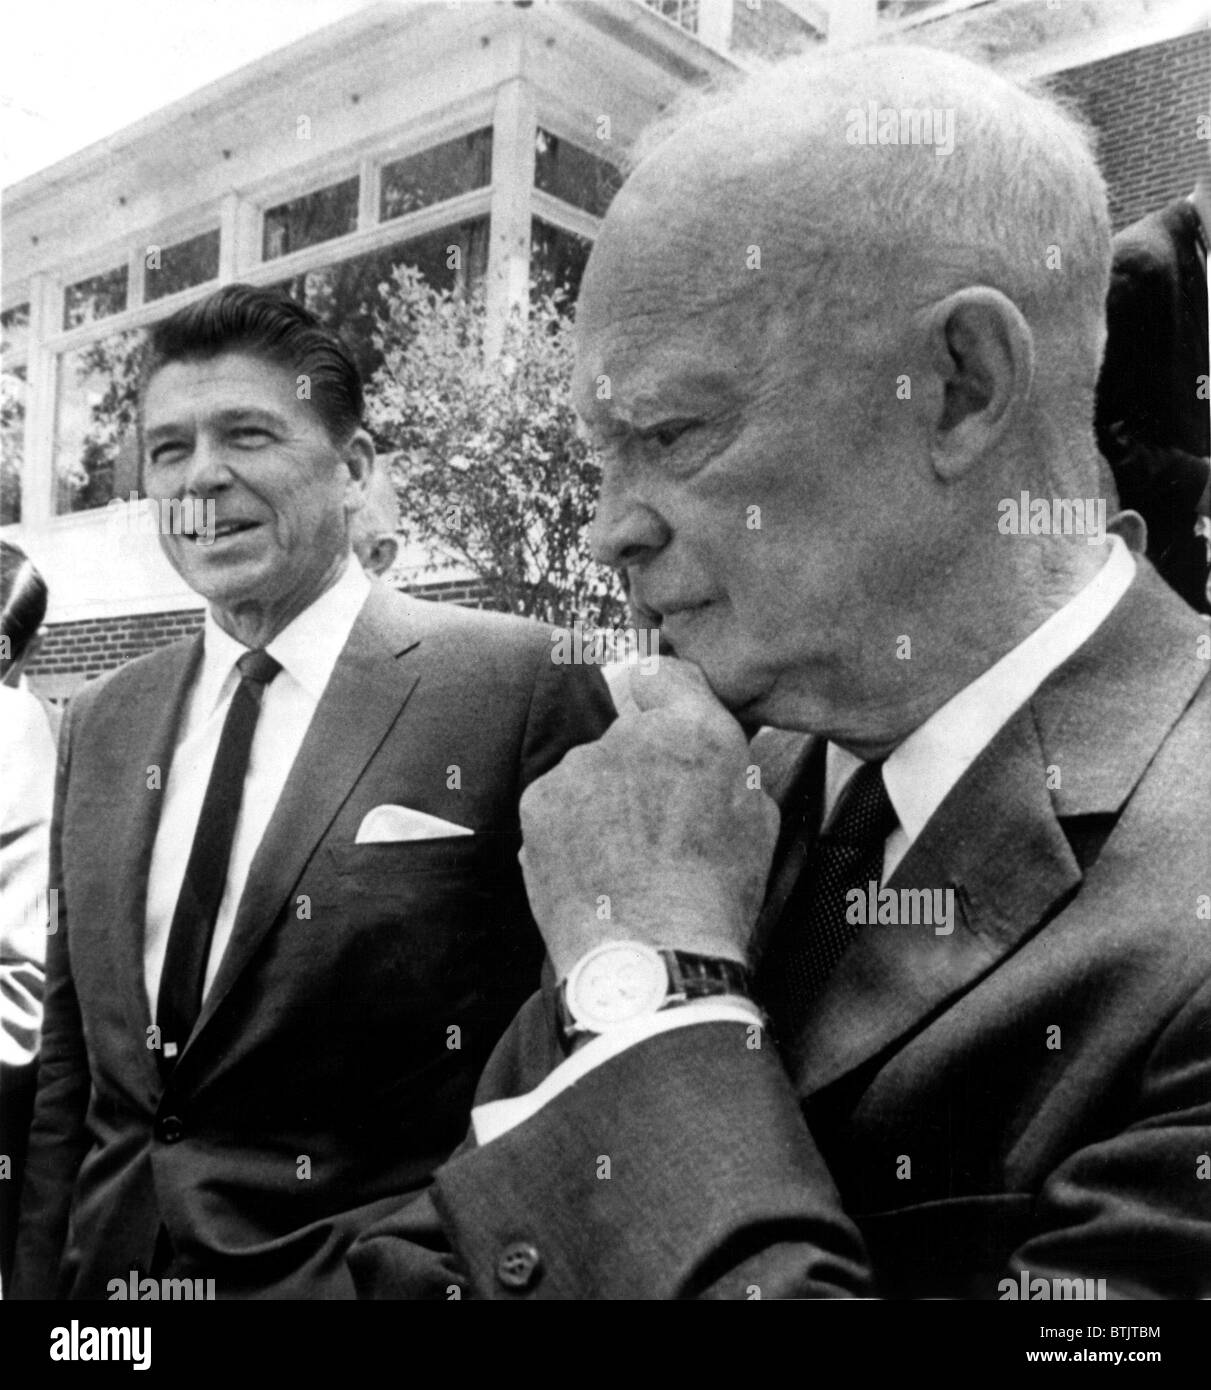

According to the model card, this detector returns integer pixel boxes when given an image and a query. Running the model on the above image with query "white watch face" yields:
[568,942,668,1031]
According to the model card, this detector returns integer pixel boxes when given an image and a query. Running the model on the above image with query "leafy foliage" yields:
[366,266,625,628]
[66,330,146,511]
[1,369,26,525]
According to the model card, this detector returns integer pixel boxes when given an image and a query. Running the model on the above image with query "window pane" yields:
[879,0,978,20]
[642,0,700,35]
[64,266,129,330]
[263,176,359,261]
[381,128,493,222]
[1,365,26,526]
[54,329,146,514]
[269,216,490,387]
[531,219,592,305]
[1,303,30,361]
[145,228,220,302]
[534,129,621,218]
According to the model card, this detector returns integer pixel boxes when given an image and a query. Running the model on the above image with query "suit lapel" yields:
[187,586,423,1042]
[101,637,202,1079]
[787,705,1081,1093]
[784,563,1209,1096]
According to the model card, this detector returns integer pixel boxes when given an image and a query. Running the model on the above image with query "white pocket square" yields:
[355,805,475,844]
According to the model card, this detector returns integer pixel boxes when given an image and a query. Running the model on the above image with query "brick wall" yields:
[28,609,205,704]
[1048,29,1211,232]
[26,577,497,705]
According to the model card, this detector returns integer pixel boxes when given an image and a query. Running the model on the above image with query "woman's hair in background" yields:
[0,539,49,672]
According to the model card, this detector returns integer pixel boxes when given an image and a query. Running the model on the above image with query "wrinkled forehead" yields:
[577,157,765,321]
[571,300,761,431]
[571,205,781,421]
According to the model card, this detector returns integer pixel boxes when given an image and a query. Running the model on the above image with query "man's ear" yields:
[369,536,399,576]
[920,287,1035,481]
[341,430,376,514]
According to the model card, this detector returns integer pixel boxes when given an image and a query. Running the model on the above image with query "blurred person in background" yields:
[0,541,57,1287]
[1096,171,1211,614]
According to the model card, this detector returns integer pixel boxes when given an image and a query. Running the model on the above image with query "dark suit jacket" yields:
[349,563,1211,1299]
[11,583,613,1299]
[1096,197,1210,613]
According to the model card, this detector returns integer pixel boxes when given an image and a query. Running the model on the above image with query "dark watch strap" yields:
[663,950,751,1003]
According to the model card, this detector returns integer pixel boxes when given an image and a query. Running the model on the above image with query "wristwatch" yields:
[555,940,753,1050]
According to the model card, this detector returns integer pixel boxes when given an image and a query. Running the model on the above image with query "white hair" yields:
[622,43,1112,446]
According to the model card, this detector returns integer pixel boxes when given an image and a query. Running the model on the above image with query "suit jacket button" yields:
[496,1241,542,1291]
[157,1115,184,1144]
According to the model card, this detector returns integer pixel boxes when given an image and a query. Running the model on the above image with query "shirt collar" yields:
[827,534,1136,842]
[198,558,372,713]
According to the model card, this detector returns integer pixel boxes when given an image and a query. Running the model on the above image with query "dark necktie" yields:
[156,648,281,1070]
[758,757,898,1046]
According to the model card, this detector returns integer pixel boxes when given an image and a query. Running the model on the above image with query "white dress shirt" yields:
[473,536,1136,1144]
[828,533,1136,878]
[0,685,57,1065]
[143,560,370,1018]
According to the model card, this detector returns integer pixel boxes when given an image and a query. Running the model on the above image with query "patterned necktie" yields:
[156,648,281,1071]
[758,758,898,1046]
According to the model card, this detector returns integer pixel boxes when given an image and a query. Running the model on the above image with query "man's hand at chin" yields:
[518,656,781,981]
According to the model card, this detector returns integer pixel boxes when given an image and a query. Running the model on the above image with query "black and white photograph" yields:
[0,0,1208,1366]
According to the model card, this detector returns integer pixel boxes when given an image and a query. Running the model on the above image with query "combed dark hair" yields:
[141,283,363,442]
[0,539,48,669]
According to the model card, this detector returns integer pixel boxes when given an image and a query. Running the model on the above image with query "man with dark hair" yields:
[137,283,366,446]
[11,283,614,1300]
[0,538,50,687]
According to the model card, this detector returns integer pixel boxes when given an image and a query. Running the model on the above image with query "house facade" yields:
[1,0,1206,705]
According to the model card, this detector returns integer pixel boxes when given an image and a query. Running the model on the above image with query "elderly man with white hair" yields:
[349,43,1211,1301]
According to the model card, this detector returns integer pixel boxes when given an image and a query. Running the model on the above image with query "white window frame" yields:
[877,0,992,32]
[638,0,703,39]
[140,220,224,310]
[58,256,135,336]
[17,101,527,530]
[1,288,33,528]
[532,114,621,228]
[1,289,33,360]
[373,115,497,231]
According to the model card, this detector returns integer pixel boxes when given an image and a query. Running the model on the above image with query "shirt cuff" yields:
[471,998,763,1146]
